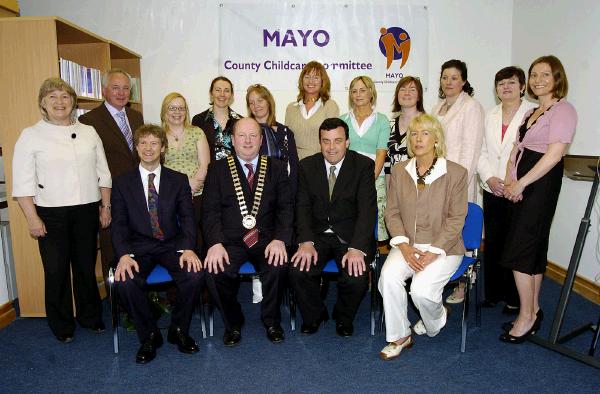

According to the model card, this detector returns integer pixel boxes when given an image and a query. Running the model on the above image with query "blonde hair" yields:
[407,114,446,158]
[160,92,192,132]
[38,78,77,121]
[348,75,377,109]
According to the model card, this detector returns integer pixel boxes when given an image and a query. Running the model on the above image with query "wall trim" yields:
[546,261,600,305]
[0,301,16,329]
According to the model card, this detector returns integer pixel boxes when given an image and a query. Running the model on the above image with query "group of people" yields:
[11,55,577,364]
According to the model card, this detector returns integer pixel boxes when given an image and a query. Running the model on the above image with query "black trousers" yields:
[36,202,102,337]
[115,246,204,342]
[289,233,370,326]
[206,238,287,330]
[483,191,519,306]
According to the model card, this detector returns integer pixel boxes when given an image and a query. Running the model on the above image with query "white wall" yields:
[512,0,600,282]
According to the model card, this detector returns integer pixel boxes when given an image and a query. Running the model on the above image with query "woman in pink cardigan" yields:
[432,60,484,304]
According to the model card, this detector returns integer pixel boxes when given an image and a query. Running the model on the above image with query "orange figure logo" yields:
[379,27,411,69]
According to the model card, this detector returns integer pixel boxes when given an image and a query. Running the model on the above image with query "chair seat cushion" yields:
[239,261,257,274]
[323,259,338,273]
[147,265,172,285]
[449,256,476,282]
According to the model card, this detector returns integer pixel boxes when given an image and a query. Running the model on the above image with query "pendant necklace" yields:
[416,157,438,190]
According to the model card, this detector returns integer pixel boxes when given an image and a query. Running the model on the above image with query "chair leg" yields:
[108,268,119,354]
[208,305,214,337]
[289,287,296,331]
[198,301,207,339]
[475,262,482,328]
[461,274,470,353]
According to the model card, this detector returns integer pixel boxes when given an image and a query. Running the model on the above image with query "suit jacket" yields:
[385,158,467,256]
[477,100,536,193]
[79,103,144,179]
[201,156,293,247]
[296,150,377,256]
[111,166,196,259]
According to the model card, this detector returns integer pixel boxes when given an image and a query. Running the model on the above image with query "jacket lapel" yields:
[491,106,504,149]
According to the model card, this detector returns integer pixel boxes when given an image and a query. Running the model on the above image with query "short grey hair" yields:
[101,68,131,88]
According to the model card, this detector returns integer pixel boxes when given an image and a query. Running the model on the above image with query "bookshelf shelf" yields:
[0,16,143,317]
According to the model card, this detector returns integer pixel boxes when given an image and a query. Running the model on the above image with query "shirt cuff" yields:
[389,236,409,248]
[348,247,366,257]
[427,245,446,255]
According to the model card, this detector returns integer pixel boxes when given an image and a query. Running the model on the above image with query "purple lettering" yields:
[281,30,298,46]
[313,30,329,47]
[263,29,280,47]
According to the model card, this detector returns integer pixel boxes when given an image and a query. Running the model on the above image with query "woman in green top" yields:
[340,76,391,241]
[161,92,210,248]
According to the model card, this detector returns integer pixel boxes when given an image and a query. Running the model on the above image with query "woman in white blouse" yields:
[13,78,112,343]
[478,67,536,314]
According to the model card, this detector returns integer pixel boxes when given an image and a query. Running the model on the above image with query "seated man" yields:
[112,124,203,364]
[202,117,293,346]
[290,118,377,337]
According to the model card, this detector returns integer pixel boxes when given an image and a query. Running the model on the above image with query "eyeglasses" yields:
[167,105,186,112]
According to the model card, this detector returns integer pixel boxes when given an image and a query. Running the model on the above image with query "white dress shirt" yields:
[12,120,111,207]
[299,99,323,120]
[238,155,259,180]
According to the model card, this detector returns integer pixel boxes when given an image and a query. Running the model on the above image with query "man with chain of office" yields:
[202,117,294,346]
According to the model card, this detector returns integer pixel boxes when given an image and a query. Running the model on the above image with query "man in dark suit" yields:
[79,68,144,280]
[202,118,293,346]
[112,124,202,364]
[290,118,377,337]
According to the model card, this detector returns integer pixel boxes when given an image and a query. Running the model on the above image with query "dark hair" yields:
[392,76,425,113]
[209,76,234,105]
[494,66,526,98]
[527,55,569,99]
[438,59,474,98]
[318,118,349,140]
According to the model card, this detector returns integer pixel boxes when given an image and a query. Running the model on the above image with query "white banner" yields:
[218,2,429,92]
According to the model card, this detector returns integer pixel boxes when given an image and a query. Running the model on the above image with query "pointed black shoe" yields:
[502,309,543,333]
[55,334,74,343]
[167,326,199,354]
[136,331,163,364]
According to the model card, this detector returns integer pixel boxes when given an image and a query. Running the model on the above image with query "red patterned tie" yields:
[245,163,254,189]
[243,163,258,248]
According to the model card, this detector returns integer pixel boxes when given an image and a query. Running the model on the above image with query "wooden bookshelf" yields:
[0,16,142,317]
[0,0,19,17]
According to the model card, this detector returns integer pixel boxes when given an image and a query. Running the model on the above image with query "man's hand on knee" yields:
[115,254,139,282]
[204,243,229,273]
[341,249,366,277]
[291,242,318,272]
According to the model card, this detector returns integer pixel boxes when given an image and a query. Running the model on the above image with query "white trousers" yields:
[378,244,462,342]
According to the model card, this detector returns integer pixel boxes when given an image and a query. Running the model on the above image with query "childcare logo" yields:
[378,26,411,69]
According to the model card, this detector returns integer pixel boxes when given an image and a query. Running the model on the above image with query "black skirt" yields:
[500,148,564,274]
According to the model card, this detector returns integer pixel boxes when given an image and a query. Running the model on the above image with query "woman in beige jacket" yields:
[378,114,467,361]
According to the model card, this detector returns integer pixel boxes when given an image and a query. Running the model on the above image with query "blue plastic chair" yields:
[450,202,484,352]
[108,264,208,354]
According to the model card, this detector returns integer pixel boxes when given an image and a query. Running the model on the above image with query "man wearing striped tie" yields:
[111,125,203,364]
[202,118,293,347]
[290,118,377,337]
[80,68,144,281]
